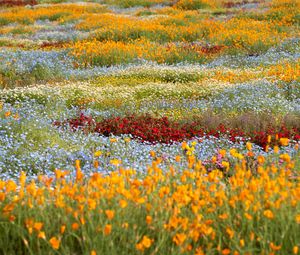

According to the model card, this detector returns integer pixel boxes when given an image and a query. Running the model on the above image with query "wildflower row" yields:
[55,113,300,148]
[0,152,299,254]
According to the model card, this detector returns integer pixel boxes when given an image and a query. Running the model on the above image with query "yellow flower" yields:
[49,237,60,250]
[38,231,46,240]
[293,246,299,254]
[110,159,121,166]
[124,137,131,143]
[94,151,102,157]
[240,239,245,247]
[274,145,279,154]
[279,153,291,163]
[122,222,129,229]
[279,138,289,146]
[267,135,272,143]
[246,142,252,151]
[221,161,230,171]
[219,149,226,157]
[91,251,97,255]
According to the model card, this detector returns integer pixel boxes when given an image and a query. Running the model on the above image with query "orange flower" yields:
[246,142,252,151]
[211,156,217,163]
[226,227,234,239]
[141,235,152,248]
[38,231,46,240]
[274,145,279,154]
[270,242,281,251]
[265,145,269,152]
[93,160,99,168]
[218,213,228,220]
[136,243,144,251]
[4,111,11,118]
[91,250,97,255]
[136,235,153,251]
[247,151,254,157]
[105,210,115,220]
[250,232,255,241]
[60,225,66,234]
[72,223,79,230]
[146,215,152,225]
[104,224,112,235]
[279,138,289,146]
[244,213,253,220]
[49,237,60,250]
[257,155,265,164]
[293,246,299,254]
[222,249,231,255]
[33,222,43,232]
[175,155,181,162]
[150,150,156,158]
[75,159,81,170]
[119,199,127,208]
[263,210,274,219]
[240,239,245,247]
[279,153,291,163]
[88,199,97,210]
[219,149,226,157]
[173,233,186,246]
[267,135,272,143]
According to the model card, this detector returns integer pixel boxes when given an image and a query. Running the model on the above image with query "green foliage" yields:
[175,0,211,10]
[0,65,63,89]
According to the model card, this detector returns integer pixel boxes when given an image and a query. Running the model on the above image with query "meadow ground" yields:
[0,0,299,254]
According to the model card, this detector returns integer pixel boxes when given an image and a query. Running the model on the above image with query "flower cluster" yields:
[0,152,299,254]
[56,113,300,148]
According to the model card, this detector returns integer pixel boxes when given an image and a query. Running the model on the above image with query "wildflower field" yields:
[0,0,299,254]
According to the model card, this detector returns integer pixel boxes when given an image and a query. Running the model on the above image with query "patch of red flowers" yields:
[54,113,300,148]
[0,0,36,6]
